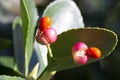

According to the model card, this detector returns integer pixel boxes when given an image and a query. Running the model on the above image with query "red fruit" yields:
[38,16,51,31]
[86,47,101,58]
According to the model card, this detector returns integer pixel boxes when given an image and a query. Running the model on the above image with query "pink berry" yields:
[72,42,88,54]
[73,54,88,64]
[36,28,57,45]
[43,28,57,44]
[72,42,88,64]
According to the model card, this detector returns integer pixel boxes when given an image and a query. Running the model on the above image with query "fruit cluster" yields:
[36,16,57,45]
[72,42,101,64]
[36,16,101,64]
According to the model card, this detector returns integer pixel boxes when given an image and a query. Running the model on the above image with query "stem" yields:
[25,51,28,78]
[37,45,56,80]
[37,65,54,80]
[46,44,53,58]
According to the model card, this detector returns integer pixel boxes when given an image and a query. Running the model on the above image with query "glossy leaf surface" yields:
[12,17,24,74]
[38,27,118,80]
[50,27,118,71]
[20,0,38,76]
[36,0,85,76]
[43,0,84,35]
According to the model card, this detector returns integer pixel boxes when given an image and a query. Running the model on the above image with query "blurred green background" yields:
[0,0,120,80]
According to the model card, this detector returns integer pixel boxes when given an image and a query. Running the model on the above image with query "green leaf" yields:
[20,0,38,76]
[43,0,84,35]
[37,0,85,78]
[38,27,118,80]
[12,17,24,74]
[0,75,25,80]
[0,38,11,51]
[0,57,15,69]
[34,41,48,78]
[50,27,118,71]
